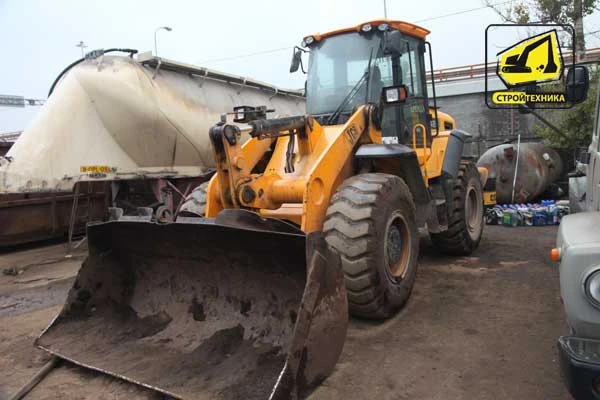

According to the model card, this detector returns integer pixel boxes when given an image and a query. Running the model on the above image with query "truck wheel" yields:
[431,161,484,256]
[324,173,419,319]
[178,182,209,217]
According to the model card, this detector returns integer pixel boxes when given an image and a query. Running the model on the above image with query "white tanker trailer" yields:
[0,51,306,238]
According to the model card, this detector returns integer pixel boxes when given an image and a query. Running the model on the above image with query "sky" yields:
[1,0,599,132]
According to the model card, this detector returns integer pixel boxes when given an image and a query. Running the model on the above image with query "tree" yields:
[533,67,599,149]
[484,0,598,58]
[486,0,599,150]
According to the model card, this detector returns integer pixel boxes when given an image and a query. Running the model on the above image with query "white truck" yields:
[555,66,600,400]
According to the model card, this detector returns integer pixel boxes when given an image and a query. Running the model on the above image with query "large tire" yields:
[431,161,484,256]
[324,173,419,319]
[178,182,209,217]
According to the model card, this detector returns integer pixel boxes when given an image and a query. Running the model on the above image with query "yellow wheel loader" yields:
[34,20,487,400]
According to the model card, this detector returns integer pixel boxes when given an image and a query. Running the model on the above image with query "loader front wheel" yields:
[324,173,419,319]
[178,181,209,217]
[430,161,484,256]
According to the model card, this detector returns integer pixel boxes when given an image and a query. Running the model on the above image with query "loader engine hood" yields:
[0,56,305,193]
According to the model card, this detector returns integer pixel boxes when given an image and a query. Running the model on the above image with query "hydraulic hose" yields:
[48,48,138,97]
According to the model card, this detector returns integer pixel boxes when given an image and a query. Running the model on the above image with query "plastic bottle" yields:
[552,207,560,225]
[533,208,546,226]
[503,209,513,226]
[521,210,533,226]
[546,205,555,225]
[512,211,523,227]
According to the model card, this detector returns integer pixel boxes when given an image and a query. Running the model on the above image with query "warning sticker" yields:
[80,165,112,174]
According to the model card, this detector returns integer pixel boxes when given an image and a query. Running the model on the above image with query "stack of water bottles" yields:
[486,200,570,227]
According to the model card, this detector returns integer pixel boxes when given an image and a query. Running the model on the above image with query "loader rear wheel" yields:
[430,161,484,256]
[324,173,419,319]
[178,181,209,217]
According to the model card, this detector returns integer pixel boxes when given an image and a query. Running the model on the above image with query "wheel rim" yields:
[157,207,172,224]
[465,183,483,240]
[384,212,411,279]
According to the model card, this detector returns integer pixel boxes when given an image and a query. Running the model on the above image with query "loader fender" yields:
[442,130,472,179]
[355,143,430,218]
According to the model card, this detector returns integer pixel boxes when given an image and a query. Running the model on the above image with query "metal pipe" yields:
[8,356,60,400]
[426,42,439,136]
[249,116,305,137]
[511,133,521,203]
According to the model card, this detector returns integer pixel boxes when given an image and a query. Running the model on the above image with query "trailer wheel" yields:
[324,173,419,319]
[431,161,484,256]
[155,205,172,223]
[178,182,209,217]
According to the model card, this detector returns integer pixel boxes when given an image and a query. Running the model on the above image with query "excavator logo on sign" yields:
[496,30,563,87]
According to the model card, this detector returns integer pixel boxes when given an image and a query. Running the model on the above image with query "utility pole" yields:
[76,41,87,58]
[574,0,585,62]
[383,0,388,18]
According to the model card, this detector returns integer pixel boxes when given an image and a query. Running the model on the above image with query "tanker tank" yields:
[0,53,305,245]
[0,53,305,193]
[476,142,563,204]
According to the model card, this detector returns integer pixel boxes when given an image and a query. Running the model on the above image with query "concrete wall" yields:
[437,93,535,139]
[431,83,578,179]
[429,78,542,158]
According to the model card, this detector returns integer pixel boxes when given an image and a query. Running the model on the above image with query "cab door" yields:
[378,36,429,147]
[586,81,600,211]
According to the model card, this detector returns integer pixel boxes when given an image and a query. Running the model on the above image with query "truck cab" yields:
[556,71,600,399]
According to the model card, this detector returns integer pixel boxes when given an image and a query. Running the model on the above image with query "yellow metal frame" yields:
[207,108,369,233]
[206,105,459,234]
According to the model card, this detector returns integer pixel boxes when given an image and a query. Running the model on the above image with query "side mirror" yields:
[381,85,408,105]
[566,65,589,104]
[290,50,302,73]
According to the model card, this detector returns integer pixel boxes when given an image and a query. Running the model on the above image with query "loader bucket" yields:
[35,217,348,399]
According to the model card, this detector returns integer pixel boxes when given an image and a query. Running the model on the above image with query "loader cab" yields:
[297,21,432,148]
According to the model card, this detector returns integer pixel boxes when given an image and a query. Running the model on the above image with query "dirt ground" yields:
[0,225,570,400]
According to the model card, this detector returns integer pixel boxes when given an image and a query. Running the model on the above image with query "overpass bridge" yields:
[425,48,600,158]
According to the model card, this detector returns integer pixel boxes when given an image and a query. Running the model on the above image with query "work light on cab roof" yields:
[300,20,431,48]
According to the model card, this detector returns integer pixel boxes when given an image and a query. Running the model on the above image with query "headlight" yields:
[385,87,399,102]
[378,23,389,31]
[361,23,372,32]
[584,269,600,307]
[382,85,407,104]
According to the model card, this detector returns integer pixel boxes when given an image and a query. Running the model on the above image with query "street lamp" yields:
[154,26,172,57]
[76,41,87,58]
